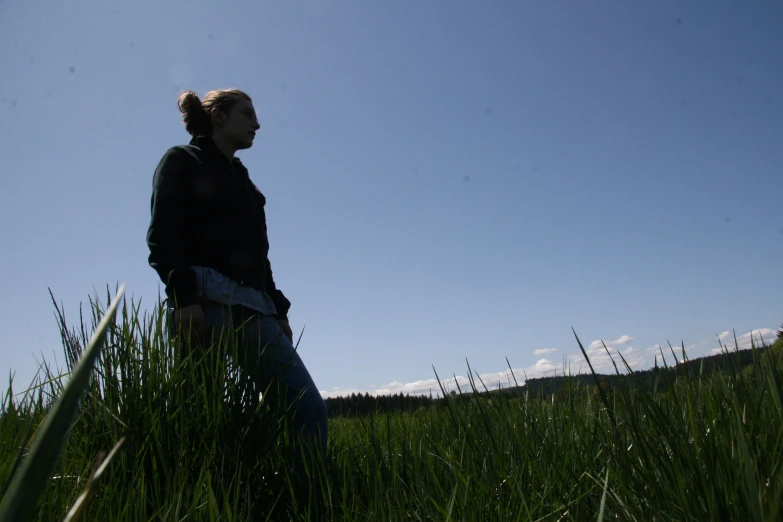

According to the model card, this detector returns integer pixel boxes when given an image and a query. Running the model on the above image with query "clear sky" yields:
[1,0,781,398]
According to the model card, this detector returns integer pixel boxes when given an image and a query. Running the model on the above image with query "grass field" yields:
[1,288,782,521]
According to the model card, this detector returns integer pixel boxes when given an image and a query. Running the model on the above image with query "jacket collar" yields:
[190,135,247,173]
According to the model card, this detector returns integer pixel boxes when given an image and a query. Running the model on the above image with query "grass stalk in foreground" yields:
[0,285,125,522]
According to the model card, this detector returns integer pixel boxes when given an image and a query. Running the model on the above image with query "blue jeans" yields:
[200,300,329,460]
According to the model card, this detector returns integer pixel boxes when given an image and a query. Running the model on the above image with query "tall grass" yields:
[1,288,782,520]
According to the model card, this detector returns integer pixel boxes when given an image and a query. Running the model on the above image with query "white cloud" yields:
[611,335,635,346]
[570,344,647,374]
[588,335,635,350]
[534,358,559,373]
[740,329,777,348]
[645,342,704,366]
[709,328,778,354]
[533,348,559,355]
[320,358,569,399]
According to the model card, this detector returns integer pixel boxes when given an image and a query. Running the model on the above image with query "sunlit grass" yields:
[1,287,782,520]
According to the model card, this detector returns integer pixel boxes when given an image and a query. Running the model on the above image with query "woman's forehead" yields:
[236,97,254,109]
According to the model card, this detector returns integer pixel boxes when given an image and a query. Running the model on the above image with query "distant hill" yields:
[325,332,783,418]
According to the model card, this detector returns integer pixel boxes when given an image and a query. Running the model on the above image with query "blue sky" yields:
[1,0,781,398]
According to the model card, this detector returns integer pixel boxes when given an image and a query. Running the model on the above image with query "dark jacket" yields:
[145,135,291,319]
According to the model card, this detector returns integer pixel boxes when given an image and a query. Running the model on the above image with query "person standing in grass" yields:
[145,88,328,461]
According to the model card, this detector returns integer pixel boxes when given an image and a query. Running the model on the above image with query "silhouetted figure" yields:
[145,88,328,482]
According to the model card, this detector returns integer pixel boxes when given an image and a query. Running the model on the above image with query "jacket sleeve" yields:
[266,257,291,321]
[146,147,198,308]
[246,174,292,321]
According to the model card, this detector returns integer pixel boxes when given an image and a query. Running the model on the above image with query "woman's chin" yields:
[237,139,255,150]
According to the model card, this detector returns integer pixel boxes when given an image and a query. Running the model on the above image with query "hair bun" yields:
[177,91,200,114]
[177,91,210,137]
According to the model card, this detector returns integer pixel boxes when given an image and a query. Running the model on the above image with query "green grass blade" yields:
[597,469,609,522]
[62,437,125,522]
[572,328,616,427]
[0,285,125,522]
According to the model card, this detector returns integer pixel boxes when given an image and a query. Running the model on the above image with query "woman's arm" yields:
[265,257,291,321]
[146,147,199,308]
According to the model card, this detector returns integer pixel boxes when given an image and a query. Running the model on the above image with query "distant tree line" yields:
[325,391,436,418]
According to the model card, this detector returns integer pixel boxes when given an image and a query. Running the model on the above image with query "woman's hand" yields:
[277,319,294,344]
[175,304,206,338]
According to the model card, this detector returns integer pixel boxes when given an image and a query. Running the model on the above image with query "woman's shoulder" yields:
[153,143,207,187]
[156,143,190,160]
[163,142,200,158]
[156,141,209,171]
